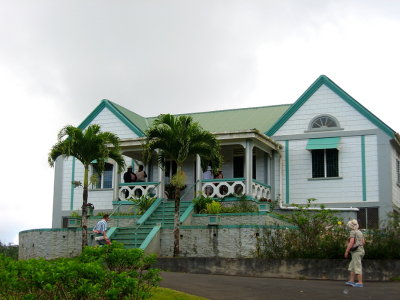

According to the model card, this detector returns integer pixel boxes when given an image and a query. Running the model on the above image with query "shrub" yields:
[131,194,157,215]
[206,201,222,214]
[0,243,161,299]
[192,195,213,213]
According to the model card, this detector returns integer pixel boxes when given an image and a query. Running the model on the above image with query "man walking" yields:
[93,214,111,245]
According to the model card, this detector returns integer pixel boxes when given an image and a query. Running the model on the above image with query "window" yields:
[357,207,379,229]
[91,162,114,189]
[311,149,339,178]
[309,115,340,131]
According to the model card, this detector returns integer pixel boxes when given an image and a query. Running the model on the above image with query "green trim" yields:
[361,136,367,201]
[162,224,297,230]
[266,75,395,138]
[139,225,161,250]
[78,99,145,137]
[19,228,82,234]
[89,215,138,219]
[285,140,289,204]
[106,227,117,239]
[70,157,76,211]
[202,178,245,183]
[180,203,194,223]
[306,137,340,150]
[119,182,160,186]
[193,212,268,216]
[252,180,271,189]
[136,198,163,225]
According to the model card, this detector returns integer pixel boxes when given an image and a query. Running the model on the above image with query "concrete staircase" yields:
[111,200,192,249]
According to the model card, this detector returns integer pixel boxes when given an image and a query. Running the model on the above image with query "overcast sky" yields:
[1,0,400,244]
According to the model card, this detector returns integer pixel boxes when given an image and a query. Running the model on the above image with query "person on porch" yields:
[136,164,147,182]
[203,166,213,196]
[123,166,137,199]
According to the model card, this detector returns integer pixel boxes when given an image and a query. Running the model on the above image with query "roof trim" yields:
[78,99,145,137]
[266,75,395,138]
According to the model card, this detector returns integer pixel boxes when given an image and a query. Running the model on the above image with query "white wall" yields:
[391,148,400,209]
[88,107,139,140]
[275,85,376,136]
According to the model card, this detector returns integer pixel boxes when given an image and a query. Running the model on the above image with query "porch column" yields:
[245,140,253,196]
[113,160,120,201]
[196,154,202,195]
[157,150,165,198]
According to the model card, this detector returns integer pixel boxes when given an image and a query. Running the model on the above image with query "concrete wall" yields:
[191,213,289,226]
[156,257,400,281]
[19,228,82,260]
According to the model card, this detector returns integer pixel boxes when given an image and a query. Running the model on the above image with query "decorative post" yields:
[245,140,253,197]
[196,154,202,196]
[157,150,165,198]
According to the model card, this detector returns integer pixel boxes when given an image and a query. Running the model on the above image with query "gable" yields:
[267,75,395,138]
[78,100,144,139]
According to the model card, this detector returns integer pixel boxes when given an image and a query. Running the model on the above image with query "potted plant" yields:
[68,211,82,228]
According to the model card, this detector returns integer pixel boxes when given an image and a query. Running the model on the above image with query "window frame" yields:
[90,162,114,190]
[306,115,342,132]
[310,148,340,179]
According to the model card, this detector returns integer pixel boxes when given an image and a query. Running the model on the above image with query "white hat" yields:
[207,166,212,171]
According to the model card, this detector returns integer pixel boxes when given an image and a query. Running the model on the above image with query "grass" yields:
[149,287,209,300]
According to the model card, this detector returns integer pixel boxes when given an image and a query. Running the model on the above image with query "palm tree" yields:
[48,124,125,249]
[144,114,222,256]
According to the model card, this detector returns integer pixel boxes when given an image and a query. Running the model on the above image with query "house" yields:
[51,75,400,231]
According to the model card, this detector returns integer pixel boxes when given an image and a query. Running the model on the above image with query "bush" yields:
[205,201,222,214]
[131,194,157,215]
[255,198,347,259]
[0,243,161,299]
[192,195,213,213]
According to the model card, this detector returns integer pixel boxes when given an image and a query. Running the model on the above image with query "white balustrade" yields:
[201,179,246,198]
[251,181,271,200]
[119,183,159,200]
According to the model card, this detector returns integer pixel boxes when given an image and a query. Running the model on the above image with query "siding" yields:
[391,148,400,209]
[275,85,376,136]
[88,107,139,140]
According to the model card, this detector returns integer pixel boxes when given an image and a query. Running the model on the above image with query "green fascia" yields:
[78,99,145,137]
[266,75,395,138]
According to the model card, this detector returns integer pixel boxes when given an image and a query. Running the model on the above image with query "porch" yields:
[116,130,281,201]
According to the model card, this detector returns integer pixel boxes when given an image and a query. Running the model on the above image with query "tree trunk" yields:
[81,165,89,249]
[173,186,181,257]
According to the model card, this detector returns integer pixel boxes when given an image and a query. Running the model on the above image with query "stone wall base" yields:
[156,257,400,281]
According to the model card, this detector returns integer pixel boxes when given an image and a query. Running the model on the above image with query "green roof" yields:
[146,105,291,133]
[79,75,395,139]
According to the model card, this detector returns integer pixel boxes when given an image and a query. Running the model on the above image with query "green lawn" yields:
[149,287,209,300]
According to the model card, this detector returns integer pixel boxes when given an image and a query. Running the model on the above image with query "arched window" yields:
[309,115,340,131]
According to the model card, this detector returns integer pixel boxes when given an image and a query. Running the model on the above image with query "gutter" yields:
[277,146,359,212]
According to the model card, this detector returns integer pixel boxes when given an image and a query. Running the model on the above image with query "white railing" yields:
[252,180,271,200]
[118,182,160,200]
[201,178,246,198]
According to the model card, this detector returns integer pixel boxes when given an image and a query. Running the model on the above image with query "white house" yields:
[52,75,400,230]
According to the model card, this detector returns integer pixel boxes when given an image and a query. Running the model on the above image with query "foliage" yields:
[48,124,125,249]
[143,114,222,256]
[258,197,279,211]
[205,201,222,214]
[171,170,186,189]
[255,198,347,259]
[70,211,80,217]
[0,241,18,260]
[362,212,400,259]
[0,243,161,300]
[221,197,258,213]
[192,194,214,213]
[130,194,157,215]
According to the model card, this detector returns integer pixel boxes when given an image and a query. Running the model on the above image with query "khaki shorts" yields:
[348,247,365,274]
